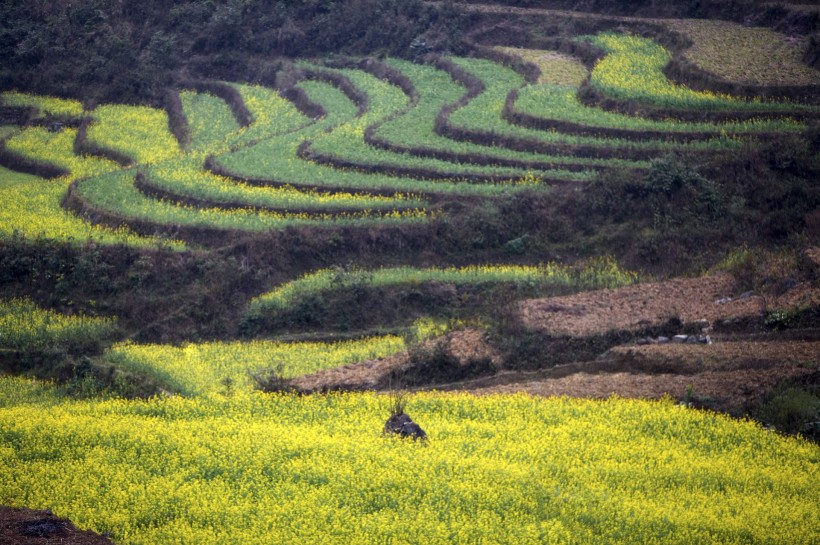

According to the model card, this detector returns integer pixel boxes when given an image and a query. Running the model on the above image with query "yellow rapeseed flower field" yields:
[105,335,406,396]
[87,104,181,165]
[1,91,84,118]
[0,298,116,350]
[0,127,183,248]
[0,378,817,544]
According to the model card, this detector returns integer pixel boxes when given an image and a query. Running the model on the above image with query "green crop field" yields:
[300,64,597,183]
[515,84,802,134]
[245,260,639,321]
[230,83,311,145]
[586,32,820,112]
[373,59,648,170]
[445,57,745,155]
[87,104,181,165]
[0,125,183,247]
[179,91,241,152]
[214,79,550,197]
[144,157,424,214]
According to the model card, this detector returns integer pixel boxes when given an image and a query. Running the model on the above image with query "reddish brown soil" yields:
[0,507,113,545]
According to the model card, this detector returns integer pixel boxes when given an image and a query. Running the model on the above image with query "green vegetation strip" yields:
[586,32,819,113]
[0,298,116,352]
[140,157,425,215]
[444,57,742,159]
[1,91,84,118]
[246,259,638,319]
[369,59,647,171]
[214,79,547,198]
[86,104,181,165]
[104,335,406,396]
[72,169,427,235]
[229,83,312,146]
[179,91,240,153]
[301,64,595,184]
[1,379,817,544]
[506,47,803,138]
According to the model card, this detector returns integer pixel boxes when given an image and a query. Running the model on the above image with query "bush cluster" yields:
[0,0,461,105]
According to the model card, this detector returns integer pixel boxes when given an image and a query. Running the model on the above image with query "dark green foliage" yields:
[754,383,820,439]
[0,0,449,104]
[390,337,495,387]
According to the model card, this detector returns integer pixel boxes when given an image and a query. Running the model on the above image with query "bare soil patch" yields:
[0,507,113,545]
[289,328,502,393]
[518,272,820,336]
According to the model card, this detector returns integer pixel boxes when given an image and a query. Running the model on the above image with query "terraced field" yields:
[2,24,816,246]
[1,7,819,544]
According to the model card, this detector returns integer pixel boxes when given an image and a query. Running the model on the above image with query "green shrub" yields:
[755,386,820,437]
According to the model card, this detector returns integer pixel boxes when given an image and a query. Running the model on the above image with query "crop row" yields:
[104,335,407,396]
[137,160,423,216]
[507,57,802,141]
[368,58,647,171]
[245,259,639,321]
[0,298,117,352]
[583,32,820,118]
[68,169,428,239]
[211,79,549,198]
[0,127,182,248]
[300,62,600,183]
[1,377,817,545]
[455,46,803,143]
[441,56,751,160]
[66,81,435,236]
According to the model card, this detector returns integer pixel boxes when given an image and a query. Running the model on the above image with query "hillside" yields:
[0,1,819,544]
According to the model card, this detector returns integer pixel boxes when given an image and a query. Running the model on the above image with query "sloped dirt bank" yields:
[0,507,113,545]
